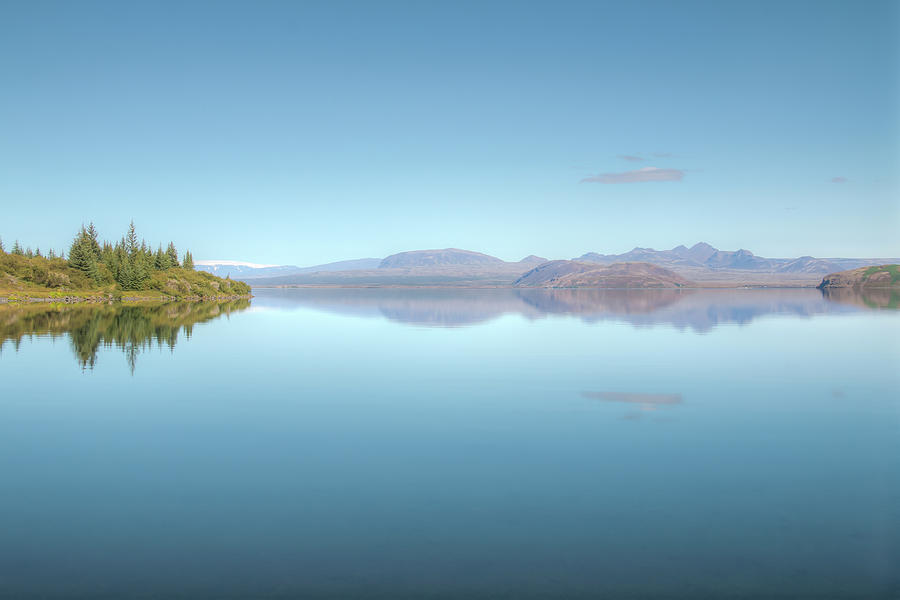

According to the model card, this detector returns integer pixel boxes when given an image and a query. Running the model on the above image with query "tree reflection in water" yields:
[0,299,250,372]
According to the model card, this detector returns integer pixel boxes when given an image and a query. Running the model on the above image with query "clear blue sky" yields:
[1,0,898,264]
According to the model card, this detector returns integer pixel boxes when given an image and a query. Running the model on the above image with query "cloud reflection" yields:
[581,391,683,405]
[582,391,683,421]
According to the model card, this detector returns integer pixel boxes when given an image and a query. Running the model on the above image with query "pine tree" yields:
[153,245,171,270]
[35,247,42,257]
[86,222,102,260]
[100,242,113,264]
[116,221,150,290]
[166,242,179,267]
[108,241,127,286]
[125,221,139,257]
[48,248,57,259]
[0,237,4,253]
[101,242,116,275]
[12,240,23,255]
[182,250,194,270]
[25,247,34,258]
[68,226,101,282]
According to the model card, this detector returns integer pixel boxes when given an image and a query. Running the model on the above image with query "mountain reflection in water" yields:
[0,299,250,371]
[252,287,889,330]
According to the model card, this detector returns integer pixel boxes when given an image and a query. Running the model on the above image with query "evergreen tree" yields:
[68,226,101,282]
[116,221,150,290]
[0,237,4,253]
[182,251,194,270]
[12,240,23,255]
[35,247,42,257]
[25,247,34,258]
[153,245,171,270]
[48,248,57,259]
[101,242,117,276]
[86,222,102,260]
[107,241,127,285]
[166,242,179,267]
[99,242,112,264]
[139,243,153,277]
[125,221,139,257]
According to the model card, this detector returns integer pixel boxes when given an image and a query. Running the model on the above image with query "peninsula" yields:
[817,265,900,289]
[0,223,251,302]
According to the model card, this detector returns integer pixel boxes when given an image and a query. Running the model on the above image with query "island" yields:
[0,222,251,302]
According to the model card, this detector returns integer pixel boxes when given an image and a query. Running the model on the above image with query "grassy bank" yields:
[1,252,251,301]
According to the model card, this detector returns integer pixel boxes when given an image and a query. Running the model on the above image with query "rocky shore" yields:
[817,265,899,289]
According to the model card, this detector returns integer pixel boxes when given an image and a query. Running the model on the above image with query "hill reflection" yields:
[0,299,250,371]
[820,286,900,310]
[252,287,886,330]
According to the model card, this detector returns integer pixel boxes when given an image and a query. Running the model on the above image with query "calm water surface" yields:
[1,288,898,599]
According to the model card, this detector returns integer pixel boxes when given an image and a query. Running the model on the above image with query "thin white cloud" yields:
[830,176,848,183]
[580,166,685,184]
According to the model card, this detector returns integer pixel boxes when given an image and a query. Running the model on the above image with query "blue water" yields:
[1,288,897,599]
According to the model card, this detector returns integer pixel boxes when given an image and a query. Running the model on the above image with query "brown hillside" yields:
[514,261,693,288]
[817,265,900,289]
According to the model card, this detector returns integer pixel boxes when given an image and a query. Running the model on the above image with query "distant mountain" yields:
[519,255,549,264]
[514,261,693,288]
[195,262,304,279]
[775,256,842,274]
[576,242,895,274]
[577,243,710,267]
[301,258,383,272]
[379,248,506,268]
[703,249,774,270]
[196,258,382,280]
[247,249,534,287]
[673,242,718,263]
[205,245,899,288]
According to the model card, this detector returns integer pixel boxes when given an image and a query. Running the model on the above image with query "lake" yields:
[1,288,897,599]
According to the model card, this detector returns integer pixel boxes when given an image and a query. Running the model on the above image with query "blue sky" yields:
[1,0,898,264]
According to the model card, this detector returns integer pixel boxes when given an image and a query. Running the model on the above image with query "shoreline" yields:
[248,283,823,290]
[0,293,253,305]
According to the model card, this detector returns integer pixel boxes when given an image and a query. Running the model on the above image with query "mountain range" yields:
[196,258,382,279]
[196,244,898,288]
[575,242,859,273]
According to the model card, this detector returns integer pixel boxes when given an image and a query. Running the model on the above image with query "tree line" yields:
[0,237,62,259]
[1,221,195,291]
